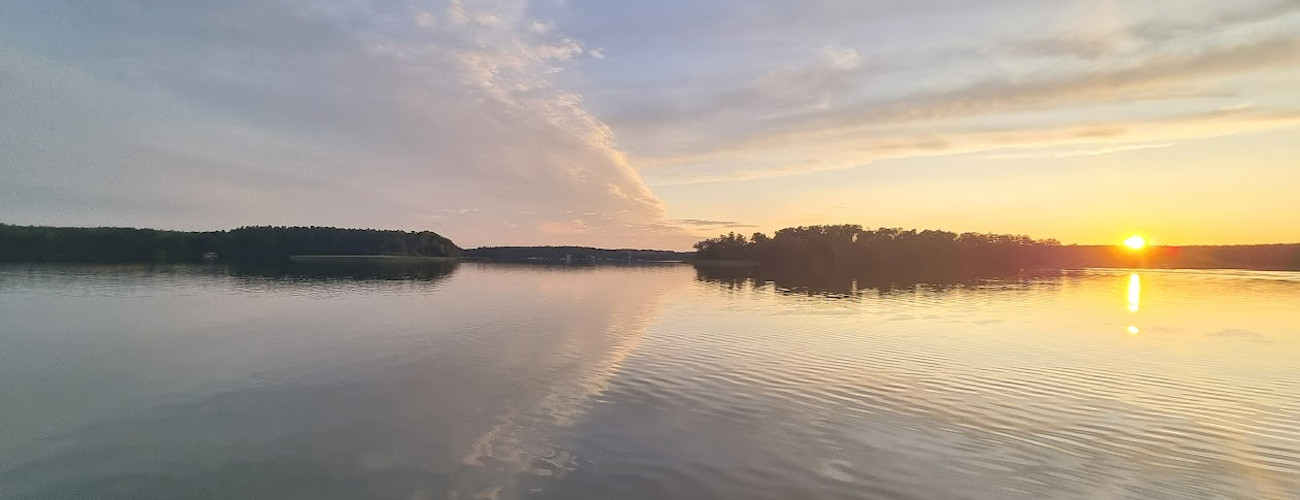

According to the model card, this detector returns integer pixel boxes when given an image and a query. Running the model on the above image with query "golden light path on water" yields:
[1128,272,1141,334]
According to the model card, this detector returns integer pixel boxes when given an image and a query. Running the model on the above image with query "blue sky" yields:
[3,0,1298,248]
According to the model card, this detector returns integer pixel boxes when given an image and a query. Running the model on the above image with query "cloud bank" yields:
[553,0,1300,185]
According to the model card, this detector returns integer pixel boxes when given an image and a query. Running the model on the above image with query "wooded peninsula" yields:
[693,225,1300,273]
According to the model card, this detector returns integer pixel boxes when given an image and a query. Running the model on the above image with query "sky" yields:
[2,0,1298,249]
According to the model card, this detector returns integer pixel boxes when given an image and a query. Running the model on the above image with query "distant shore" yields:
[3,223,1298,271]
[289,255,459,263]
[692,259,759,267]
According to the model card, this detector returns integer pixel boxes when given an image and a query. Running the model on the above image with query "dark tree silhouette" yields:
[0,224,460,264]
[694,224,1299,278]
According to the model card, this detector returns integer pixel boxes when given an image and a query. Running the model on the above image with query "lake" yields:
[1,263,1297,499]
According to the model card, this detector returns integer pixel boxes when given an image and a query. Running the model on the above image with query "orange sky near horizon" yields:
[659,124,1300,248]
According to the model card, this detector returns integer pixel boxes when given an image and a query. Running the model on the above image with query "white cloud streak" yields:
[0,0,696,248]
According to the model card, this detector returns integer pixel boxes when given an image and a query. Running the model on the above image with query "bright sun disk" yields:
[1123,235,1147,250]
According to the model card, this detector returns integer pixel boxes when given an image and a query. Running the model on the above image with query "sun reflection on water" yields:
[1127,273,1141,313]
[1127,273,1141,334]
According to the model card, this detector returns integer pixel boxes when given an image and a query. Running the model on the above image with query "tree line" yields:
[0,224,460,264]
[693,225,1063,277]
[694,224,1300,274]
[464,246,690,263]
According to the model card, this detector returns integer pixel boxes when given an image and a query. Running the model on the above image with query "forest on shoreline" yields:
[694,225,1300,273]
[0,224,459,264]
[2,223,1297,271]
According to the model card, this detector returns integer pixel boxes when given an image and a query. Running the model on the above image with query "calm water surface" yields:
[0,263,1297,499]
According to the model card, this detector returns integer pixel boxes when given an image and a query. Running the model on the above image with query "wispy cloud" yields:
[0,0,695,248]
[629,27,1300,184]
[672,219,759,228]
[535,0,1298,191]
[645,108,1300,185]
[982,143,1177,160]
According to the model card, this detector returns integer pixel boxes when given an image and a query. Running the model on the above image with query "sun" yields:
[1123,234,1147,250]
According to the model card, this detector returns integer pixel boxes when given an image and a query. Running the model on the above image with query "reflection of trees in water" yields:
[231,260,460,282]
[0,262,461,292]
[461,261,683,272]
[695,263,1062,297]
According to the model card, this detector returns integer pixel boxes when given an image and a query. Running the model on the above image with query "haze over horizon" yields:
[3,1,1298,250]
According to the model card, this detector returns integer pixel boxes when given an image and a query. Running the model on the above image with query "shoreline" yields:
[288,255,460,263]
